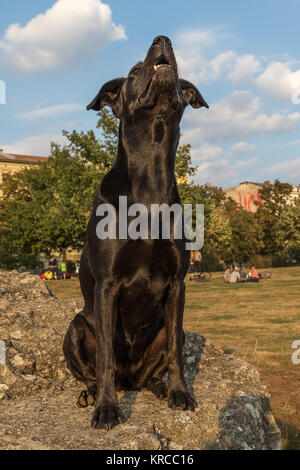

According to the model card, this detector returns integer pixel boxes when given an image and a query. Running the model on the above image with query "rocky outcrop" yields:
[0,270,281,450]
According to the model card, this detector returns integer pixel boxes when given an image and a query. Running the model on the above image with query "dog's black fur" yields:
[63,36,209,430]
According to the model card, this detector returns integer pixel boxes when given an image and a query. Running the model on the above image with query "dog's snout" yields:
[152,35,172,49]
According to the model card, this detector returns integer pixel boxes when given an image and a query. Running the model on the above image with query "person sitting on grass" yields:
[229,266,241,283]
[44,270,53,281]
[247,265,260,282]
[224,266,231,283]
[193,250,202,274]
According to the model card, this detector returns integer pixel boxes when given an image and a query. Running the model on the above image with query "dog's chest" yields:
[114,239,180,286]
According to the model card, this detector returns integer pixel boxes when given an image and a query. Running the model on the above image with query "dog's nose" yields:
[152,36,172,48]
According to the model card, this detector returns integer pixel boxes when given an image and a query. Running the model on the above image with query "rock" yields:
[0,269,281,450]
[186,355,196,365]
[12,355,24,368]
[0,384,9,401]
[0,432,51,450]
[0,365,17,386]
[11,330,22,340]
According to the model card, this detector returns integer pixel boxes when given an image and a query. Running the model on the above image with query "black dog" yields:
[63,36,209,430]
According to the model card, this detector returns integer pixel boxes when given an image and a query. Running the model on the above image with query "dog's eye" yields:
[129,62,143,76]
[130,67,141,75]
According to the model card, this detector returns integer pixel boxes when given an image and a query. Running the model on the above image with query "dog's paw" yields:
[147,380,167,400]
[167,388,197,411]
[77,387,96,408]
[91,403,124,430]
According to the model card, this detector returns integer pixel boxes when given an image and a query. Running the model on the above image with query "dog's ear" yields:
[86,78,126,117]
[180,79,209,109]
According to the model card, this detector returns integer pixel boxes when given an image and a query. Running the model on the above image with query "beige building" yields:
[224,181,264,212]
[224,180,300,212]
[0,149,48,195]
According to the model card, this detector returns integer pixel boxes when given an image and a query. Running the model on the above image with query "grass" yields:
[47,266,300,449]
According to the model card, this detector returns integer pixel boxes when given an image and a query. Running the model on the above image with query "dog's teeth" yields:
[154,64,169,71]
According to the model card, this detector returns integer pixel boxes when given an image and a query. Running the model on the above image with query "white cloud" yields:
[268,157,300,179]
[1,133,68,156]
[227,54,261,83]
[194,158,236,186]
[192,155,258,187]
[174,28,300,104]
[183,90,300,143]
[256,61,300,101]
[174,28,261,85]
[192,143,223,161]
[17,103,83,120]
[236,157,257,168]
[174,28,235,83]
[230,141,256,153]
[175,45,236,83]
[0,0,126,73]
[175,29,218,48]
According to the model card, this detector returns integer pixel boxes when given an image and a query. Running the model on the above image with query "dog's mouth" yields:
[139,59,178,105]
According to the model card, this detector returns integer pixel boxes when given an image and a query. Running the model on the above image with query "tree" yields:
[175,143,197,181]
[271,198,300,260]
[226,207,264,263]
[204,207,232,258]
[0,146,100,268]
[255,180,294,256]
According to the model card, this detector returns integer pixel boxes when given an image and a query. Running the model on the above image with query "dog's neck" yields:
[115,117,180,204]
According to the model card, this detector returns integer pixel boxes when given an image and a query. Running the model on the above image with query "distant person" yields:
[247,265,260,282]
[229,266,241,283]
[219,259,226,271]
[61,261,67,280]
[49,255,58,280]
[75,262,80,275]
[224,266,231,283]
[193,250,202,274]
[188,251,194,274]
[44,269,53,281]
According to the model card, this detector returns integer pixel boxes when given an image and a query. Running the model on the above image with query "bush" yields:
[202,250,224,272]
[272,254,300,267]
[248,255,272,268]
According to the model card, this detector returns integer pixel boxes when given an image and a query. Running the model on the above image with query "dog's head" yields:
[87,35,209,120]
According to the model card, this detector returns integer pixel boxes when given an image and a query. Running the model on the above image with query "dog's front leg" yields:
[164,280,197,411]
[91,281,123,430]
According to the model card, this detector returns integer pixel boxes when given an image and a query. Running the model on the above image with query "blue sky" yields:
[1,0,300,188]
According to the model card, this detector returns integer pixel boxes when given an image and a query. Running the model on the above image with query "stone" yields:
[11,330,22,340]
[0,364,17,386]
[0,269,282,450]
[12,355,24,368]
[186,355,196,365]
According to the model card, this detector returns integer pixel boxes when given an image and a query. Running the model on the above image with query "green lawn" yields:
[47,266,300,449]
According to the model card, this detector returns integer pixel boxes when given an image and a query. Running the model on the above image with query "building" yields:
[224,180,300,212]
[0,149,48,194]
[288,184,300,204]
[224,181,264,212]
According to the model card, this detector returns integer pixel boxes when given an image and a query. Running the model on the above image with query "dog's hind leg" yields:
[63,314,97,407]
